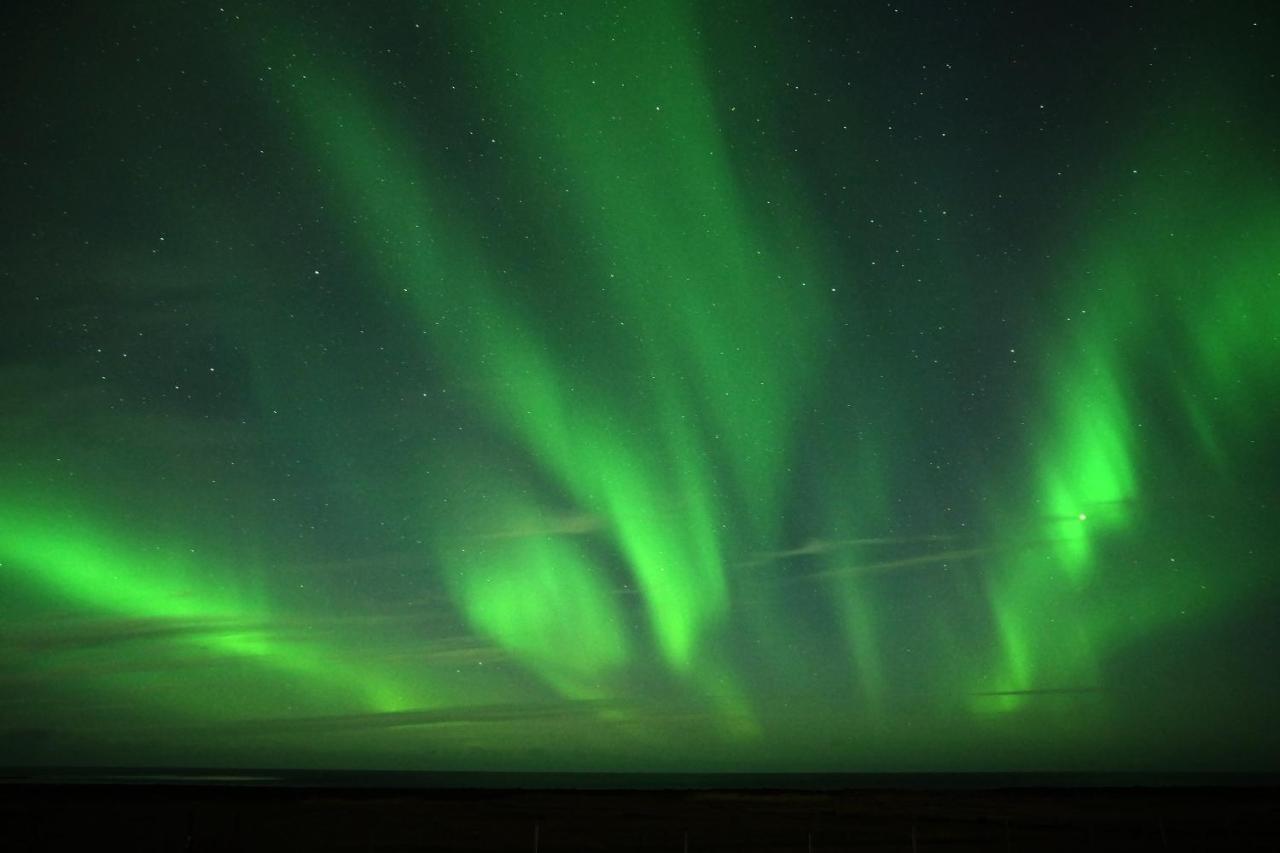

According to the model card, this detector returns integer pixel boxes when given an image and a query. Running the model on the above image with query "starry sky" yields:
[2,0,1278,774]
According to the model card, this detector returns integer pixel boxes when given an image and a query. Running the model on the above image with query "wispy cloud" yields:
[1,615,245,653]
[793,546,999,581]
[0,613,505,673]
[177,696,740,738]
[740,534,963,568]
[473,511,603,541]
[970,686,1104,697]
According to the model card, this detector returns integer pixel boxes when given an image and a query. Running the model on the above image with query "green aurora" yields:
[1,1,1277,772]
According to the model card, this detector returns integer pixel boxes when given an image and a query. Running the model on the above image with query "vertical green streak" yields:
[258,37,731,681]
[978,97,1280,711]
[260,0,830,705]
[1035,335,1136,582]
[817,435,892,721]
[457,0,830,541]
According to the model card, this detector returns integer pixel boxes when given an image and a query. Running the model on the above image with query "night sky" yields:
[2,1,1278,774]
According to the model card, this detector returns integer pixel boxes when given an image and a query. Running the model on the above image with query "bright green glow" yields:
[271,65,735,675]
[0,3,1276,773]
[456,0,835,677]
[259,1,828,698]
[1036,338,1135,581]
[0,499,439,716]
[977,96,1280,712]
[460,1,830,534]
[445,528,629,699]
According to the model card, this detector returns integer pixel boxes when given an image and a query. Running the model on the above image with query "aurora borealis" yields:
[1,1,1278,774]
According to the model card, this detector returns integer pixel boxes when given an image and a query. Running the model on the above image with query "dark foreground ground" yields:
[1,777,1277,851]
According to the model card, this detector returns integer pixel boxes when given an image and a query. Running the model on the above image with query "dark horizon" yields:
[7,767,1280,792]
